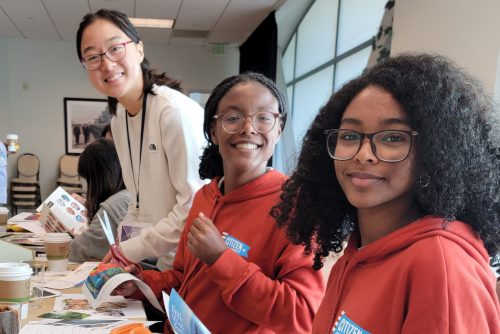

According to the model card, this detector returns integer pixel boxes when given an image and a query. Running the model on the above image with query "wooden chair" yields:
[57,154,85,195]
[10,153,41,214]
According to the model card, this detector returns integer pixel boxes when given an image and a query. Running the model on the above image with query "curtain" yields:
[239,12,277,80]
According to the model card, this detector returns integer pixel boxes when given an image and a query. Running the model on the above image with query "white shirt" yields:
[111,84,206,270]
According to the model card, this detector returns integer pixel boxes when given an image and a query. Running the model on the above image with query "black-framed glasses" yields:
[213,111,283,134]
[325,129,418,162]
[81,40,135,71]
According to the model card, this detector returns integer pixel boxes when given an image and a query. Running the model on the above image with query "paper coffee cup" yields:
[45,233,72,272]
[0,263,32,303]
[5,134,19,153]
[0,302,20,334]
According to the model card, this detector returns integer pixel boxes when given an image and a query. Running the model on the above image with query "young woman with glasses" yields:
[76,9,205,270]
[113,72,325,333]
[273,54,500,333]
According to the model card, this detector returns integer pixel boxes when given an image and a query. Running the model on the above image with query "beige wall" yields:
[392,0,500,93]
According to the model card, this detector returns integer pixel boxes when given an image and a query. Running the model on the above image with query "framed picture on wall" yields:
[64,98,110,154]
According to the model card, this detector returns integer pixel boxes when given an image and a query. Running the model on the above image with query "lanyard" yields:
[125,92,147,212]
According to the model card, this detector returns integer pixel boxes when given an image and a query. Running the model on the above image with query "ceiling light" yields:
[130,18,174,29]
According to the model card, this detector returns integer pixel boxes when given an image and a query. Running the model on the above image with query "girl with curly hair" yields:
[273,54,500,333]
[114,72,325,333]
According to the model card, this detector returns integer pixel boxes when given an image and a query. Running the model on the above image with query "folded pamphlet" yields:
[38,186,88,236]
[82,263,163,313]
[162,289,210,334]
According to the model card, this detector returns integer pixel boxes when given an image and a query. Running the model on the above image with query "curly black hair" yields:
[272,53,500,270]
[76,9,182,115]
[198,72,288,179]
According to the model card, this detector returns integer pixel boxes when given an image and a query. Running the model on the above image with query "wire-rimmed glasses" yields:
[325,129,418,163]
[213,111,283,134]
[81,40,135,71]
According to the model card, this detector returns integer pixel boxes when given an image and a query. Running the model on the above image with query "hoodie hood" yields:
[345,216,490,266]
[205,169,287,205]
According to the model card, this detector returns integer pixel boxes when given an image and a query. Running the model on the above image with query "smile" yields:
[347,172,384,188]
[232,142,262,150]
[104,72,124,83]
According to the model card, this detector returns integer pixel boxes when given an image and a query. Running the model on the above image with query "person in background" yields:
[273,54,500,333]
[69,138,130,262]
[73,125,81,145]
[76,9,205,270]
[113,73,325,333]
[0,142,7,205]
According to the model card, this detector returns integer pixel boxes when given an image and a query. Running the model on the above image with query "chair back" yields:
[59,155,80,182]
[16,153,40,181]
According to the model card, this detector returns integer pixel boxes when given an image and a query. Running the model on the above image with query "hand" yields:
[110,264,142,296]
[187,212,227,266]
[112,280,138,297]
[102,250,113,263]
[71,193,86,205]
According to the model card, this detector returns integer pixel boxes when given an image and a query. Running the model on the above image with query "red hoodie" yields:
[313,216,500,334]
[134,170,325,333]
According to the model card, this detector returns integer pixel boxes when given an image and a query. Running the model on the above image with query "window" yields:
[283,0,387,144]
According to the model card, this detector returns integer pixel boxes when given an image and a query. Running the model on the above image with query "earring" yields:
[417,174,430,188]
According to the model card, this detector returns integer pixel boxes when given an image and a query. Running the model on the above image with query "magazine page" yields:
[162,290,211,334]
[42,293,146,320]
[39,187,88,236]
[82,263,163,312]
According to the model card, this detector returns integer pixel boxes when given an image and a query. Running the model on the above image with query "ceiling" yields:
[0,0,287,46]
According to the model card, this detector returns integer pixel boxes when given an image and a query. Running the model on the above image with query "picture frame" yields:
[64,98,110,154]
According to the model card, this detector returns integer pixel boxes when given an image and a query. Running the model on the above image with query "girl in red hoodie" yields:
[273,54,500,333]
[114,72,325,333]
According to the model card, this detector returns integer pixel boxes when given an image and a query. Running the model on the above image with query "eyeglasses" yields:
[213,111,283,134]
[81,40,135,71]
[325,129,418,162]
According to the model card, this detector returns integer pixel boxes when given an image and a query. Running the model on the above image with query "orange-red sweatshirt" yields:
[135,170,325,333]
[312,216,500,334]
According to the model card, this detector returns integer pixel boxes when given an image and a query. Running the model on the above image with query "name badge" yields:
[222,232,250,257]
[332,311,370,334]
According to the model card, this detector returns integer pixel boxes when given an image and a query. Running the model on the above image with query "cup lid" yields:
[0,262,32,276]
[6,134,18,140]
[45,232,71,242]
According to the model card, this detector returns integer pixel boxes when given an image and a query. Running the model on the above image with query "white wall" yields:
[0,38,239,199]
[392,0,500,94]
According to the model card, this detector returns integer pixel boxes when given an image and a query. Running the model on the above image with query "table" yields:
[23,287,81,325]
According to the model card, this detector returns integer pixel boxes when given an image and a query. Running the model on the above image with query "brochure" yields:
[162,289,210,334]
[50,293,146,320]
[82,263,163,313]
[38,186,88,236]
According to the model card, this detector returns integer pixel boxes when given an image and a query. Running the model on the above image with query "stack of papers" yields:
[7,212,45,234]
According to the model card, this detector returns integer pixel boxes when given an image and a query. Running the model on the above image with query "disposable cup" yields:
[0,263,32,303]
[5,134,19,153]
[45,233,72,272]
[0,302,20,334]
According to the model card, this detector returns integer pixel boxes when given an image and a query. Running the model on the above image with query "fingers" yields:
[102,250,112,263]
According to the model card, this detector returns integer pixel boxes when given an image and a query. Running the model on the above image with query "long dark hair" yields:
[76,9,182,115]
[199,72,288,179]
[78,138,125,220]
[272,53,500,270]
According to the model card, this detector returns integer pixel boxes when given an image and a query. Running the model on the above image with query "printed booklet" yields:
[38,186,88,236]
[162,289,210,334]
[82,263,163,313]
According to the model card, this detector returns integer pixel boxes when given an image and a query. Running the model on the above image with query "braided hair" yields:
[76,9,182,115]
[199,72,288,179]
